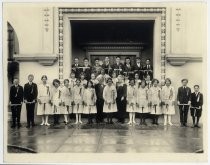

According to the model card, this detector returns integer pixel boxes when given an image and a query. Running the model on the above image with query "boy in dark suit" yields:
[82,58,92,81]
[95,78,105,123]
[177,79,191,127]
[143,59,153,79]
[71,57,82,78]
[9,78,24,128]
[133,57,144,80]
[190,85,203,128]
[102,56,112,76]
[92,58,102,77]
[24,74,38,128]
[112,56,124,76]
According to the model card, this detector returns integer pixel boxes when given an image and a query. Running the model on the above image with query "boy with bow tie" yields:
[190,85,203,128]
[9,78,24,128]
[177,79,191,127]
[24,74,38,128]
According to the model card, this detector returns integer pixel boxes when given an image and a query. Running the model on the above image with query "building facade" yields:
[3,2,206,122]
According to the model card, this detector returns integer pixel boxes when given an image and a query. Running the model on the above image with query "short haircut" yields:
[70,72,75,75]
[76,78,81,83]
[52,79,60,86]
[136,57,141,60]
[80,72,85,76]
[146,59,151,61]
[194,85,200,88]
[74,57,79,60]
[116,56,120,59]
[87,80,94,88]
[152,79,159,84]
[28,74,34,78]
[129,78,135,83]
[140,80,146,85]
[165,78,172,84]
[125,57,130,60]
[181,79,188,83]
[106,77,113,83]
[83,58,89,61]
[41,75,47,80]
[95,58,99,61]
[13,77,19,80]
[64,79,69,83]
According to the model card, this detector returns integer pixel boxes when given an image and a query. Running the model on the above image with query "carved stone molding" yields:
[58,7,166,81]
[166,54,202,66]
[13,54,58,66]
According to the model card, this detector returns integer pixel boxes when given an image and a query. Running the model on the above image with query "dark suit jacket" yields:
[191,92,203,108]
[112,63,124,75]
[133,63,144,80]
[71,64,82,78]
[177,86,191,104]
[82,65,92,80]
[9,85,24,104]
[24,82,38,102]
[143,65,153,79]
[102,63,112,75]
[95,84,105,100]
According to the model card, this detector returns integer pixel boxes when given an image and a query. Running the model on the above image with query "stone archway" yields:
[58,7,166,82]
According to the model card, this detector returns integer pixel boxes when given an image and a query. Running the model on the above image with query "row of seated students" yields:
[72,56,153,80]
[9,73,203,129]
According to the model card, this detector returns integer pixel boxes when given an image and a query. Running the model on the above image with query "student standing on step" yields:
[126,79,137,125]
[51,79,62,125]
[72,57,82,78]
[161,78,175,126]
[95,77,105,123]
[60,79,73,125]
[148,79,162,125]
[37,75,51,126]
[116,74,127,124]
[9,77,24,128]
[136,80,150,126]
[177,79,191,127]
[72,78,84,124]
[83,81,97,124]
[103,78,117,124]
[24,74,38,128]
[190,85,203,128]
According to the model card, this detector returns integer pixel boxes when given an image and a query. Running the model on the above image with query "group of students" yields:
[9,56,203,129]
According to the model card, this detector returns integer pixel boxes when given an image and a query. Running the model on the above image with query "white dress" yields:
[136,87,150,113]
[112,78,118,87]
[81,79,88,88]
[37,84,52,115]
[161,86,175,115]
[60,86,73,114]
[72,85,84,114]
[126,86,137,112]
[145,80,152,89]
[83,88,97,114]
[103,85,117,113]
[69,78,77,88]
[51,86,62,114]
[148,86,162,115]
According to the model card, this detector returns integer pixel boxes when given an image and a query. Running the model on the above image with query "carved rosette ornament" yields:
[58,7,167,82]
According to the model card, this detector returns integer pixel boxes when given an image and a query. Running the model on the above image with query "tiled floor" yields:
[7,119,203,153]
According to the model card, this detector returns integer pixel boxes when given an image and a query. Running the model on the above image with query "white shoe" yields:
[164,122,167,126]
[45,123,50,126]
[75,121,78,124]
[127,121,132,125]
[133,121,137,124]
[40,122,45,126]
[168,122,173,126]
[79,121,83,124]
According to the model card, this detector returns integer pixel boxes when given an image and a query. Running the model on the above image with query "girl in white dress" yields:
[148,79,162,125]
[72,78,84,124]
[69,72,77,88]
[37,75,51,126]
[134,73,141,89]
[83,81,97,124]
[80,72,88,88]
[126,79,137,125]
[145,74,152,89]
[103,78,117,124]
[136,80,150,125]
[51,79,62,125]
[60,79,73,125]
[161,78,175,126]
[112,71,118,87]
[90,73,99,86]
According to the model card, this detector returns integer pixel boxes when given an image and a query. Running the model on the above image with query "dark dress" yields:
[95,83,105,122]
[116,83,127,123]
